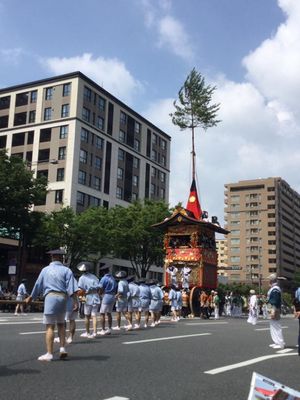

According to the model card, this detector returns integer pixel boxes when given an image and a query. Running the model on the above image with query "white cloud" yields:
[139,0,194,61]
[0,48,24,65]
[243,0,300,114]
[41,53,142,104]
[157,16,194,61]
[144,0,300,224]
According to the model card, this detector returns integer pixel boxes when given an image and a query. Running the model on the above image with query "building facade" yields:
[216,238,228,281]
[0,72,171,285]
[224,178,300,288]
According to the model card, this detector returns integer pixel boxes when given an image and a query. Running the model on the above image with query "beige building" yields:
[0,72,171,283]
[224,178,300,288]
[0,71,170,211]
[216,239,228,278]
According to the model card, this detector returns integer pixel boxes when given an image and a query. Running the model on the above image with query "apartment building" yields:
[0,72,171,283]
[0,71,170,211]
[216,239,228,279]
[224,178,300,288]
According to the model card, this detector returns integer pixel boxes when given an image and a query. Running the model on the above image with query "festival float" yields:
[153,68,229,315]
[153,179,229,316]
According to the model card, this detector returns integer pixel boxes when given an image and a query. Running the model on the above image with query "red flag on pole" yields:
[186,179,202,220]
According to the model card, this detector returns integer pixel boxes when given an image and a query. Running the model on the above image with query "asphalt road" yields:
[0,312,299,400]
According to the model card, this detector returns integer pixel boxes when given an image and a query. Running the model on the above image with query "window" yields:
[96,116,104,130]
[116,186,123,199]
[133,175,138,187]
[26,151,32,162]
[14,112,27,126]
[80,128,88,142]
[60,125,68,139]
[79,149,88,164]
[61,104,69,118]
[30,91,37,103]
[0,135,7,148]
[77,191,85,205]
[160,171,166,183]
[160,188,165,199]
[84,86,92,102]
[38,149,50,162]
[231,238,240,245]
[45,87,53,101]
[89,196,101,207]
[151,183,156,196]
[82,107,90,122]
[134,139,140,152]
[94,176,101,191]
[0,115,8,128]
[63,83,71,97]
[16,92,29,107]
[29,110,36,123]
[120,111,127,124]
[230,256,240,263]
[151,150,157,161]
[40,128,51,142]
[0,96,10,110]
[27,131,34,144]
[55,190,64,204]
[132,192,138,201]
[58,146,66,160]
[97,96,105,111]
[152,133,158,145]
[161,139,167,150]
[161,155,166,166]
[133,157,140,169]
[95,156,102,170]
[117,167,124,180]
[118,148,125,161]
[78,170,86,185]
[135,121,141,134]
[151,167,156,178]
[95,136,104,149]
[12,132,25,146]
[119,130,126,143]
[56,168,65,181]
[44,107,52,121]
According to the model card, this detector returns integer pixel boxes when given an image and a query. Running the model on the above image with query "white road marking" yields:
[204,352,298,375]
[277,348,294,354]
[103,397,130,400]
[123,333,211,344]
[186,322,228,326]
[0,321,42,325]
[255,326,288,331]
[0,319,9,322]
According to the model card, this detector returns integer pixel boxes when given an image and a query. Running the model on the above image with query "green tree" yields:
[0,150,47,281]
[0,150,47,235]
[110,200,170,278]
[34,206,112,270]
[170,68,220,179]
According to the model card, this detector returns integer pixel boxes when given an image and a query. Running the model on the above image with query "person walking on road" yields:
[267,274,285,349]
[113,270,130,331]
[26,249,78,361]
[247,289,258,326]
[98,268,117,336]
[137,278,152,328]
[14,279,28,315]
[293,286,300,356]
[77,261,100,339]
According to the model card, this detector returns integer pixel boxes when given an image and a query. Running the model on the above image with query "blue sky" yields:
[1,0,299,225]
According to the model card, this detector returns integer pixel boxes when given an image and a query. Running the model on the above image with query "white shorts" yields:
[65,310,77,321]
[84,304,100,317]
[116,303,128,312]
[100,302,114,314]
[139,306,149,312]
[43,313,65,325]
